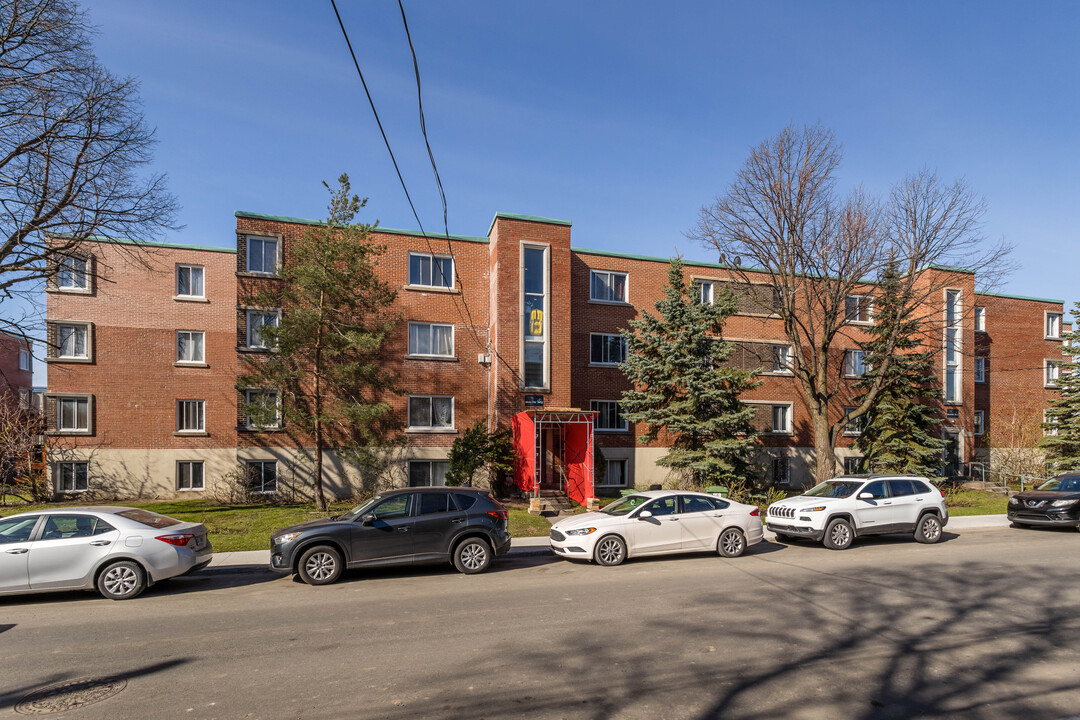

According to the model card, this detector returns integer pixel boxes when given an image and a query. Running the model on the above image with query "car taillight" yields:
[750,508,760,516]
[487,510,507,520]
[156,533,195,547]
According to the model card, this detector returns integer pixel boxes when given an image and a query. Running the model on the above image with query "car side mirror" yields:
[858,492,873,500]
[361,514,376,526]
[638,510,653,519]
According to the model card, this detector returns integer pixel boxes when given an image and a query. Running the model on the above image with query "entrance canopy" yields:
[511,409,595,506]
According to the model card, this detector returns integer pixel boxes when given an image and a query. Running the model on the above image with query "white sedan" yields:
[549,490,764,565]
[0,507,213,600]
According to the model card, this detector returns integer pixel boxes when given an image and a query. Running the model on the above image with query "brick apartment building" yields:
[0,331,33,410]
[43,212,1065,499]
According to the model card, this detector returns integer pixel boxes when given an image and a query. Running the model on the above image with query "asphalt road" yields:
[3,526,1080,720]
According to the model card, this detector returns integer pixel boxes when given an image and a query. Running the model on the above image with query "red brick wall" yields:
[0,332,32,408]
[46,240,238,449]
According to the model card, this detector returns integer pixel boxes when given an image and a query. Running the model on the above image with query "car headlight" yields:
[275,532,302,544]
[1051,499,1078,507]
[565,527,596,536]
[802,506,826,512]
[1008,497,1019,505]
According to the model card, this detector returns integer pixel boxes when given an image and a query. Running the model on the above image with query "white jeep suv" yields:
[765,475,948,550]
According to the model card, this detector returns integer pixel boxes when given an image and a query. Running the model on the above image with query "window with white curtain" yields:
[408,322,454,357]
[57,324,88,358]
[408,396,454,430]
[177,330,205,363]
[176,265,205,297]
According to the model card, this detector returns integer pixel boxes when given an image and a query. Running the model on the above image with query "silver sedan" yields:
[0,507,213,600]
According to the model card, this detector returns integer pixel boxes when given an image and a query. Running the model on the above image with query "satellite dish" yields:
[732,256,742,267]
[718,254,727,267]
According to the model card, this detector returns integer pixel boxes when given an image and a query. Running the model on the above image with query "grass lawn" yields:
[0,497,556,551]
[944,488,1008,516]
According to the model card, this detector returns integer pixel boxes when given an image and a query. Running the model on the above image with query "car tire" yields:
[717,528,747,558]
[914,514,943,544]
[97,560,146,600]
[297,545,343,585]
[823,518,854,550]
[453,537,492,574]
[594,535,627,566]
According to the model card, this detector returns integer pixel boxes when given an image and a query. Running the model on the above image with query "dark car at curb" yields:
[1007,473,1080,530]
[269,487,512,585]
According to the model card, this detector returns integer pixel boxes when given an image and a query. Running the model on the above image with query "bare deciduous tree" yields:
[0,390,42,502]
[690,124,1011,484]
[0,0,178,336]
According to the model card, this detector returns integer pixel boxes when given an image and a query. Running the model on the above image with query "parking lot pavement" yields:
[206,515,1010,568]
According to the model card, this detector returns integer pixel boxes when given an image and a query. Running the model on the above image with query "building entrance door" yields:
[942,429,962,478]
[539,427,564,491]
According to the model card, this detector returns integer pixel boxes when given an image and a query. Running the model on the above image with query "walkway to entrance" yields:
[511,409,595,506]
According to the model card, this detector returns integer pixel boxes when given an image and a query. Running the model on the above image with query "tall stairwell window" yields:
[944,290,962,403]
[522,245,549,390]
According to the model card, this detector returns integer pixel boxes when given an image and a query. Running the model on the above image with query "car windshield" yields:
[599,495,652,516]
[803,480,862,498]
[1037,476,1080,492]
[341,496,384,520]
[114,509,182,529]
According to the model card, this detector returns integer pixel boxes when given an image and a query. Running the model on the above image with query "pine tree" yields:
[445,418,515,493]
[1039,303,1080,470]
[238,175,400,510]
[618,260,760,487]
[852,261,945,475]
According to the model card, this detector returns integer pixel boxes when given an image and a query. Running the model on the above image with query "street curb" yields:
[201,546,555,574]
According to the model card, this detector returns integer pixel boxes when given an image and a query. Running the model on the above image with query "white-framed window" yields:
[176,330,205,364]
[408,460,450,487]
[845,294,873,323]
[408,252,453,288]
[770,404,792,434]
[246,310,280,350]
[408,395,454,430]
[771,345,792,374]
[522,244,549,389]
[244,389,281,429]
[590,333,627,365]
[973,410,985,436]
[57,324,88,359]
[57,255,88,290]
[698,280,714,305]
[246,236,279,275]
[18,348,30,371]
[407,322,454,358]
[57,396,90,432]
[177,461,205,491]
[843,456,864,475]
[1045,360,1061,387]
[1045,410,1059,436]
[176,265,205,298]
[974,306,986,332]
[975,357,987,384]
[843,406,864,436]
[944,289,962,403]
[591,400,628,432]
[598,458,629,488]
[246,460,278,494]
[176,400,205,433]
[1046,312,1062,340]
[772,457,790,486]
[843,349,868,378]
[57,461,89,492]
[590,270,628,303]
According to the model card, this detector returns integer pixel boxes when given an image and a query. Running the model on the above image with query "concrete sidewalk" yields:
[206,516,1011,569]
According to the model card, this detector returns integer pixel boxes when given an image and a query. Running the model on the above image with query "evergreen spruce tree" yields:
[618,260,760,487]
[852,261,945,475]
[239,175,400,510]
[1039,303,1080,470]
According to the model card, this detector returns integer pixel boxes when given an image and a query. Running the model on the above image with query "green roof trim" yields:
[75,235,236,254]
[977,291,1064,304]
[487,212,572,235]
[235,211,488,244]
[571,246,769,272]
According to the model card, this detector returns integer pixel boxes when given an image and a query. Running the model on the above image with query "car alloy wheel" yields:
[297,545,343,585]
[823,518,853,550]
[595,536,626,566]
[718,528,747,558]
[453,538,492,574]
[97,560,146,600]
[916,515,942,544]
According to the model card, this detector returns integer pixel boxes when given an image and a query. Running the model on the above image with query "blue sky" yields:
[18,1,1080,379]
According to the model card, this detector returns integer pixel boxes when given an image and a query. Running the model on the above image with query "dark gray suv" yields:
[270,488,512,585]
